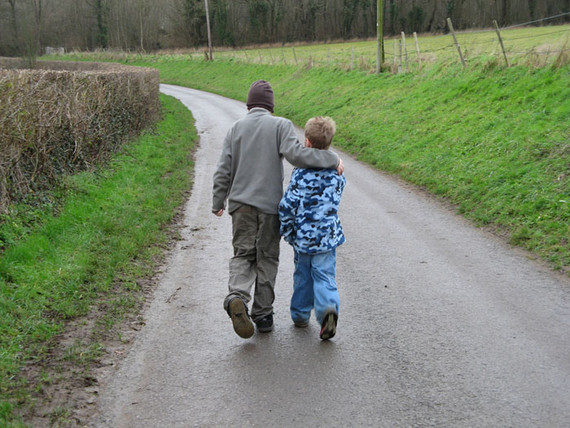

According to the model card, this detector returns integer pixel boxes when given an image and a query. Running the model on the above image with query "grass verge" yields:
[130,58,568,271]
[0,94,197,425]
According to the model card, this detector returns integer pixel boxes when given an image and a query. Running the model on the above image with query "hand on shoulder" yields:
[336,157,344,175]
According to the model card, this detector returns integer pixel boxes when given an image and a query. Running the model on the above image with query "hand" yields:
[336,157,344,175]
[214,209,224,216]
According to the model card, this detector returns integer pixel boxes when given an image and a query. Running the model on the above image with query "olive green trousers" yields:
[223,205,280,322]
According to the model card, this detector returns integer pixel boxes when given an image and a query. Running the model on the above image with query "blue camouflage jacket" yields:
[279,168,346,254]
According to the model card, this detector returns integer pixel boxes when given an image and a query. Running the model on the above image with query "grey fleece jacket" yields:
[212,108,339,215]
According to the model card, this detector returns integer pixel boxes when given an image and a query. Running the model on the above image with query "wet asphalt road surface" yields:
[91,84,570,427]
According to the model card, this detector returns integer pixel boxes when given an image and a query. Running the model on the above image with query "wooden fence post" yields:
[401,33,406,69]
[204,0,213,61]
[292,47,298,65]
[377,0,384,73]
[493,20,510,67]
[351,46,355,70]
[398,39,402,73]
[413,31,422,70]
[447,17,466,68]
[401,32,408,72]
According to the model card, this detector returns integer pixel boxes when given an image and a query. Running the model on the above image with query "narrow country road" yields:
[91,84,570,427]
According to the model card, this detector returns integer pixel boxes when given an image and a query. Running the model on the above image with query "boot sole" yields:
[229,299,254,339]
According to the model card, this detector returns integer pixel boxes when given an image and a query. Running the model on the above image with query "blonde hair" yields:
[305,116,336,150]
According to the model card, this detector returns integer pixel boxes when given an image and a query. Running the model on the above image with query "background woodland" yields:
[0,0,568,56]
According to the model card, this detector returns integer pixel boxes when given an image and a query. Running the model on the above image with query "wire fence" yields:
[205,13,570,73]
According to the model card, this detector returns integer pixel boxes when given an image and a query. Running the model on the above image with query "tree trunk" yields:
[95,0,109,48]
[501,0,511,26]
[31,0,43,56]
[8,0,19,42]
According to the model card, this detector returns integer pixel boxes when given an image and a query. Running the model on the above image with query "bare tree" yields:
[93,0,109,48]
[30,0,43,53]
[7,0,19,45]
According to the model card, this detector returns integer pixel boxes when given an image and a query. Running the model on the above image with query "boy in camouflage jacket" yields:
[278,116,346,340]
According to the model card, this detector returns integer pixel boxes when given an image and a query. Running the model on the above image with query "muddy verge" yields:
[17,207,187,427]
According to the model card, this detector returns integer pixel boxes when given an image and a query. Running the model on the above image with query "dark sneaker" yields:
[293,319,309,328]
[319,311,337,340]
[228,298,254,339]
[255,314,273,333]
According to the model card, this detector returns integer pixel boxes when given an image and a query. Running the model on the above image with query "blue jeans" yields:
[291,249,339,325]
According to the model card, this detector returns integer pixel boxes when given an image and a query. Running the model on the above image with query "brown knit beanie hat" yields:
[247,80,274,113]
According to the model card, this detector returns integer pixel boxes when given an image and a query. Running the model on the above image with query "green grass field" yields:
[210,23,570,70]
[0,95,197,425]
[73,23,570,71]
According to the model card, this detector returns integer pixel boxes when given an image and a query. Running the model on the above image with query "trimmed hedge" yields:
[0,59,160,212]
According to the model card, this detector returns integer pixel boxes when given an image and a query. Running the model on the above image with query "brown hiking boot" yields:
[228,298,254,339]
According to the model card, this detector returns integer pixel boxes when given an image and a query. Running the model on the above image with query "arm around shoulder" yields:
[278,120,339,170]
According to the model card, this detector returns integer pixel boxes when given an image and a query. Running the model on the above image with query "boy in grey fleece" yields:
[212,80,344,339]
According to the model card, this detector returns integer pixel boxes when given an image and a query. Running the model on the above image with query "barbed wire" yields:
[223,13,569,70]
[453,28,496,35]
[503,28,570,42]
[427,12,569,39]
[459,37,502,46]
[508,47,570,55]
[424,45,456,53]
[390,14,570,55]
[502,12,570,30]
